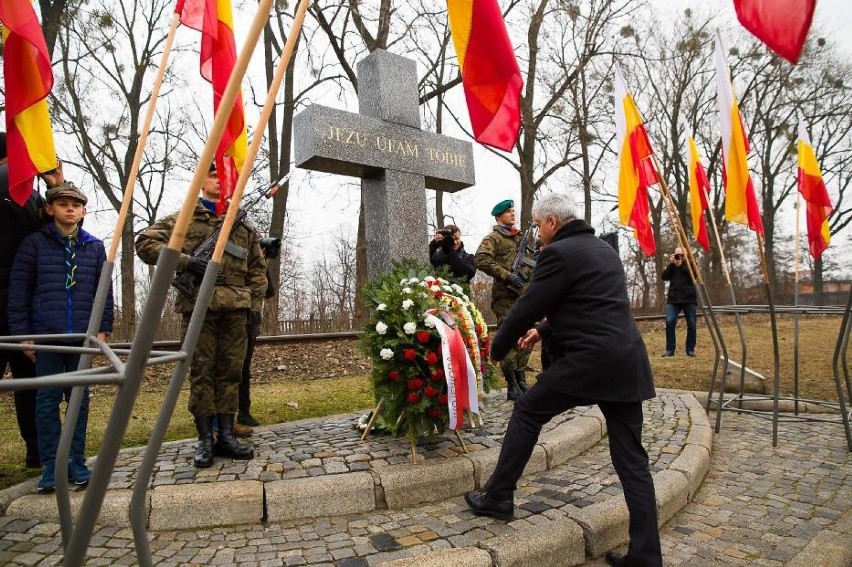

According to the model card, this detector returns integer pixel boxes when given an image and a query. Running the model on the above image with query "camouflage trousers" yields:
[183,310,249,417]
[494,308,531,374]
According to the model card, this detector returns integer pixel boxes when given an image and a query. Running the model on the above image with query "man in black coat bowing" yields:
[464,194,662,567]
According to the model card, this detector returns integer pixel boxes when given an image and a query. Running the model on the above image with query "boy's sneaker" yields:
[37,461,56,494]
[69,458,92,487]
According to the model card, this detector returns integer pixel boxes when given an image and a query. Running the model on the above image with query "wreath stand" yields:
[360,398,480,464]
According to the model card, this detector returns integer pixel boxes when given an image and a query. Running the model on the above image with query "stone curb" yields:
[381,547,493,567]
[1,406,605,531]
[6,489,140,528]
[375,392,714,566]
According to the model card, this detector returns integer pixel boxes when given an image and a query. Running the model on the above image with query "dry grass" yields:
[0,313,847,490]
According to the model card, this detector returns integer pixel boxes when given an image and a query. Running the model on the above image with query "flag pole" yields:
[651,155,729,406]
[63,3,276,566]
[107,12,181,262]
[211,0,311,264]
[793,193,803,415]
[702,172,749,411]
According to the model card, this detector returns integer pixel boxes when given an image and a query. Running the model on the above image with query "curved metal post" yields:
[129,261,220,567]
[63,249,179,566]
[832,287,852,451]
[54,261,115,548]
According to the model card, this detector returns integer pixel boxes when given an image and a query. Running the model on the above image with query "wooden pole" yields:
[359,399,383,443]
[211,0,311,263]
[107,12,180,262]
[166,0,275,253]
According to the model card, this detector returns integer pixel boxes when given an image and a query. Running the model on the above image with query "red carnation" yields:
[403,349,417,361]
[432,368,445,379]
[416,331,431,344]
[434,290,444,299]
[424,385,438,398]
[439,394,448,404]
[388,370,400,381]
[425,352,439,366]
[428,409,441,419]
[408,392,420,404]
[407,378,424,391]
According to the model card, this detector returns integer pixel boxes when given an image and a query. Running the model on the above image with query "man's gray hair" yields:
[532,193,578,224]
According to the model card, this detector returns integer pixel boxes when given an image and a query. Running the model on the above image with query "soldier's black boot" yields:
[514,370,529,393]
[193,416,215,468]
[214,413,255,460]
[502,368,520,401]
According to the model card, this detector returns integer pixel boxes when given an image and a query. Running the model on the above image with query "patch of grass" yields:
[0,313,846,492]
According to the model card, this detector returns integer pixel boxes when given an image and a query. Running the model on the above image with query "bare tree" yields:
[50,0,188,326]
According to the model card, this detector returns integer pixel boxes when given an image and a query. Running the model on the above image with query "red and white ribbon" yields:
[425,310,480,430]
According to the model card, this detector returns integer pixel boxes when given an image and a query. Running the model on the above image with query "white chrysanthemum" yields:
[438,277,449,285]
[379,348,394,360]
[420,292,428,298]
[402,299,414,310]
[424,317,436,328]
[452,284,463,293]
[375,322,388,335]
[402,287,412,294]
[403,322,417,334]
[409,277,420,284]
[399,278,408,285]
[376,303,387,311]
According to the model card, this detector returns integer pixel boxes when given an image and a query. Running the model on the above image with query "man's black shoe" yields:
[661,351,674,357]
[605,551,650,567]
[686,350,696,357]
[237,410,260,427]
[464,490,514,521]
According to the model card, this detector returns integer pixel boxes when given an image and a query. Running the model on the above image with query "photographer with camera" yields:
[661,246,697,357]
[474,199,533,401]
[429,224,476,282]
[237,236,280,431]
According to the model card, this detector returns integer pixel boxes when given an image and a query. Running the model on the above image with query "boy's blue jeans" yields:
[665,303,697,354]
[36,350,90,484]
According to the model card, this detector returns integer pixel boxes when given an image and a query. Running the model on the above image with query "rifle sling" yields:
[224,241,249,260]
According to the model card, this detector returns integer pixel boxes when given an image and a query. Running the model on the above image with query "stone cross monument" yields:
[293,49,475,279]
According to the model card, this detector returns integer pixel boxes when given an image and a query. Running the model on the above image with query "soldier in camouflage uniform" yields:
[474,199,533,401]
[135,162,267,468]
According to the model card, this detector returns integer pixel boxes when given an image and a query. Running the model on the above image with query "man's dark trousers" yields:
[483,381,662,567]
[0,339,38,462]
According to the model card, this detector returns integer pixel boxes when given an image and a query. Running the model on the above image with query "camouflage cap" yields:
[491,199,513,217]
[45,182,88,205]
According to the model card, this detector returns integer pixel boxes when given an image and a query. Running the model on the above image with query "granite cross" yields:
[293,49,475,279]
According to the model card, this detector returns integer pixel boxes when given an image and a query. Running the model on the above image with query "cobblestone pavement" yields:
[0,399,849,566]
[108,394,580,490]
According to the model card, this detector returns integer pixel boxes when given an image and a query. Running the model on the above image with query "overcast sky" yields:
[49,0,852,285]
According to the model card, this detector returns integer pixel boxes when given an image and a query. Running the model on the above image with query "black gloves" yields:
[505,272,525,291]
[186,256,209,277]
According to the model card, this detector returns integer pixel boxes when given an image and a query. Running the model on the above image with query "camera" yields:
[437,228,452,237]
[259,237,281,259]
[673,254,683,260]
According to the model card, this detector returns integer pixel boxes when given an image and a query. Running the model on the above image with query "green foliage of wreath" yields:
[360,260,497,443]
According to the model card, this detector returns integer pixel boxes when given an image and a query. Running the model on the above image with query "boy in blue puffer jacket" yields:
[8,182,113,493]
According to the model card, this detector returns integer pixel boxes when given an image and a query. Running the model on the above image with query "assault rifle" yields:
[506,221,538,295]
[172,172,291,296]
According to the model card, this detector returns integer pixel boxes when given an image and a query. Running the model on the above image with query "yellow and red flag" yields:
[797,122,831,259]
[176,0,248,214]
[733,0,815,64]
[0,1,58,205]
[447,0,523,152]
[714,31,764,236]
[613,66,657,257]
[683,125,712,252]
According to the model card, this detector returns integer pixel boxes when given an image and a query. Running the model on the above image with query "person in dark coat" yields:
[464,194,662,567]
[661,246,697,357]
[9,182,114,493]
[0,132,48,468]
[428,224,476,282]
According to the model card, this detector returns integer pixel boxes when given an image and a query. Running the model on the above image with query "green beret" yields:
[491,199,514,217]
